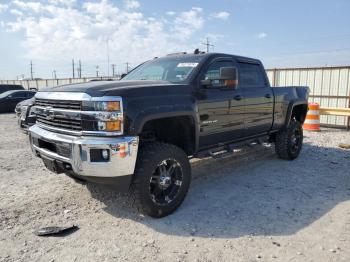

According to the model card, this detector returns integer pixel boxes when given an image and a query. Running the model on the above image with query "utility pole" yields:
[30,60,34,80]
[106,38,110,77]
[111,64,116,77]
[125,62,130,74]
[201,37,214,53]
[96,65,99,77]
[72,59,75,78]
[78,59,82,78]
[52,70,57,79]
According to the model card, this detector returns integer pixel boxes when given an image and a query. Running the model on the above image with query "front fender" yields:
[130,105,200,153]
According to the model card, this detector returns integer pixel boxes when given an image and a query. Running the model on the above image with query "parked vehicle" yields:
[0,84,24,94]
[28,51,309,217]
[0,90,36,113]
[15,97,36,132]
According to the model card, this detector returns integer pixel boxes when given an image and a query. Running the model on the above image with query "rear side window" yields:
[238,62,266,88]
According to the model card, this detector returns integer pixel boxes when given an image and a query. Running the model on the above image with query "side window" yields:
[238,63,266,88]
[12,92,26,98]
[203,60,235,87]
[204,61,234,80]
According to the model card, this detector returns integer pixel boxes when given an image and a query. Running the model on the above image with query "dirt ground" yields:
[0,113,349,262]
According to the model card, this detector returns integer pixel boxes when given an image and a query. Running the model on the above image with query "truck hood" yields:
[40,80,183,97]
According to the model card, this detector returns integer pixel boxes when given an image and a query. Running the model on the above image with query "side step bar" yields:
[194,136,269,159]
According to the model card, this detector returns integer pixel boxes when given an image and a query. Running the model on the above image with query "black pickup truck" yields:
[28,51,309,217]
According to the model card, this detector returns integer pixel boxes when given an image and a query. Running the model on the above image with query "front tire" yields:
[131,142,191,218]
[275,119,303,160]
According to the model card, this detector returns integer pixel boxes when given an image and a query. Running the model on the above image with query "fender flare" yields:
[133,108,200,153]
[285,100,308,127]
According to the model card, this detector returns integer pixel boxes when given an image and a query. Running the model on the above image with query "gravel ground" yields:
[0,113,349,262]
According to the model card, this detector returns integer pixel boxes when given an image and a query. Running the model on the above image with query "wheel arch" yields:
[285,101,308,127]
[137,112,199,155]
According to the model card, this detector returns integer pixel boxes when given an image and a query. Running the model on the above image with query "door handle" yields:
[234,95,242,101]
[265,94,271,99]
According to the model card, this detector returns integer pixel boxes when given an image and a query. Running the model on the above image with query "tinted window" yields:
[204,61,234,80]
[11,91,27,98]
[238,63,266,88]
[203,60,236,88]
[0,91,15,98]
[26,92,36,98]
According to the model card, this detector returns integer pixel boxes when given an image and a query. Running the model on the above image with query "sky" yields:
[0,0,349,79]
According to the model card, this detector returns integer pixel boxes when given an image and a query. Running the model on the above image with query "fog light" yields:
[101,149,109,160]
[98,121,107,131]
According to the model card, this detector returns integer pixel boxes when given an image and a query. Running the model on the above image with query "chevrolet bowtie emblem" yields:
[43,106,54,120]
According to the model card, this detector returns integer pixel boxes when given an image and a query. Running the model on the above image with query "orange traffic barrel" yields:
[303,103,320,131]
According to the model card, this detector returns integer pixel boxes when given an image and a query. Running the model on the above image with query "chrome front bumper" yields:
[29,125,139,178]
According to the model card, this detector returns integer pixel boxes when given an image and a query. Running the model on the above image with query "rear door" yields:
[197,58,245,149]
[238,61,274,136]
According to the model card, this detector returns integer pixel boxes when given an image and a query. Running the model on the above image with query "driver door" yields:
[197,58,245,149]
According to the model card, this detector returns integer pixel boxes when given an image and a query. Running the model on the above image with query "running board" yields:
[195,136,269,159]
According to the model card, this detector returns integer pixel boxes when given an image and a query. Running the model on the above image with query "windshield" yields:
[122,56,204,83]
[0,90,15,98]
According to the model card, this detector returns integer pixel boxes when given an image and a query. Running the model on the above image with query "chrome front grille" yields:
[36,115,82,131]
[35,98,83,132]
[36,99,81,110]
[33,92,124,136]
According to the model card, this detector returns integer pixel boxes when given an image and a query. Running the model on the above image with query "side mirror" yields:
[219,67,238,89]
[120,73,127,79]
[200,79,212,87]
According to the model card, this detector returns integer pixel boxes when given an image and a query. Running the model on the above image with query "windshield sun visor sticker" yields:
[176,63,199,68]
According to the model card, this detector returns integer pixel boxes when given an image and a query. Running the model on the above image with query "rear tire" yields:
[275,119,303,160]
[130,142,191,218]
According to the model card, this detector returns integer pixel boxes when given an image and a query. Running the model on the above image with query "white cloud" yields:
[0,4,8,12]
[48,0,76,6]
[2,1,205,68]
[12,0,44,13]
[10,9,23,16]
[174,7,204,38]
[210,11,230,20]
[124,0,140,9]
[257,32,267,39]
[166,11,176,16]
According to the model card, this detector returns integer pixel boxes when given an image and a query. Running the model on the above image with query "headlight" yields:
[81,99,123,133]
[97,120,122,131]
[93,101,120,111]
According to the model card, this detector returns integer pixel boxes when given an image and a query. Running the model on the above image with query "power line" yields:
[201,37,214,53]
